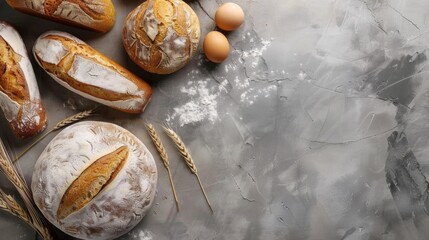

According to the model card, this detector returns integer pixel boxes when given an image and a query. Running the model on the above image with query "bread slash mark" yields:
[57,146,129,219]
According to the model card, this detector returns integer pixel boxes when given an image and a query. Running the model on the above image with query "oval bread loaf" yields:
[0,21,47,139]
[122,0,201,74]
[33,31,152,114]
[31,121,157,240]
[6,0,115,33]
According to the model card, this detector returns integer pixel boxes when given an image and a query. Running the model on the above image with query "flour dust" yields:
[166,31,275,126]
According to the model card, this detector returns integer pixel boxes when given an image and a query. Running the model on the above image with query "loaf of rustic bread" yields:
[33,31,152,114]
[0,21,47,139]
[122,0,200,74]
[31,121,157,240]
[6,0,115,32]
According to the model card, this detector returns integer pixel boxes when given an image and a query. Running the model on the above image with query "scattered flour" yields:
[167,79,229,126]
[239,38,272,68]
[129,230,152,240]
[240,85,278,105]
[234,76,250,89]
[166,32,276,126]
[242,40,271,59]
[297,71,307,81]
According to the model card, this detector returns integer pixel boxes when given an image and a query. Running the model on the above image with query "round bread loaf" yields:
[31,121,157,240]
[122,0,200,74]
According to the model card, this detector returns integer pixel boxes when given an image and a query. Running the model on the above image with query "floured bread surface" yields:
[122,0,200,74]
[33,31,152,114]
[31,121,157,240]
[0,21,46,139]
[5,0,115,32]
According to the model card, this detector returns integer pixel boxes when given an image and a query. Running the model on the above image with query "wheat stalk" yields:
[145,123,179,211]
[14,108,97,162]
[0,139,53,239]
[1,193,53,240]
[0,189,33,228]
[163,126,213,213]
[51,108,97,130]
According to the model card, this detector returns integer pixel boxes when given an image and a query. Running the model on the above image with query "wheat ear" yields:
[0,189,34,230]
[145,123,179,211]
[163,127,213,213]
[14,108,96,162]
[0,140,53,239]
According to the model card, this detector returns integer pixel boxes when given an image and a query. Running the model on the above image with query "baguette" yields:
[0,21,47,139]
[6,0,115,33]
[33,31,152,114]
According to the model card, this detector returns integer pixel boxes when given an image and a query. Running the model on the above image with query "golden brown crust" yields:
[36,46,132,102]
[0,36,30,104]
[34,33,152,114]
[58,146,129,220]
[0,22,47,139]
[6,0,115,33]
[32,122,157,239]
[122,0,200,74]
[9,100,47,139]
[54,35,151,98]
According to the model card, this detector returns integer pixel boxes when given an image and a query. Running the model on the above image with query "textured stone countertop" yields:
[2,0,429,239]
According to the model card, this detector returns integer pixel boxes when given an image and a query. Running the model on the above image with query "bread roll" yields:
[0,21,47,139]
[6,0,115,33]
[31,121,157,240]
[122,0,200,74]
[33,31,152,114]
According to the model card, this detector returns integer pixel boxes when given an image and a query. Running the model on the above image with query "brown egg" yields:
[215,2,245,31]
[203,31,230,63]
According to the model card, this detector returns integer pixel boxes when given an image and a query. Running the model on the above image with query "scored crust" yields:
[57,146,129,220]
[31,121,157,240]
[0,36,29,104]
[33,31,152,114]
[5,0,115,33]
[122,0,200,74]
[0,21,47,139]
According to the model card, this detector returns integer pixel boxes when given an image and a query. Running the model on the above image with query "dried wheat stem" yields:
[195,174,213,213]
[0,190,33,229]
[145,123,179,211]
[52,109,96,131]
[165,168,179,211]
[13,130,53,162]
[14,109,96,162]
[0,140,53,240]
[163,127,214,213]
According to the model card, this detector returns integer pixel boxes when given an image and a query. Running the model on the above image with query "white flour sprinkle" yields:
[241,39,271,68]
[240,85,277,105]
[242,40,271,59]
[166,32,275,126]
[167,79,228,126]
[129,230,152,240]
[138,230,152,240]
[234,76,250,89]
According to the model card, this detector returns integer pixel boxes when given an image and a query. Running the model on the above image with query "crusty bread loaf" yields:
[33,31,152,114]
[122,0,200,74]
[0,21,47,139]
[57,146,129,220]
[31,121,157,240]
[6,0,115,33]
